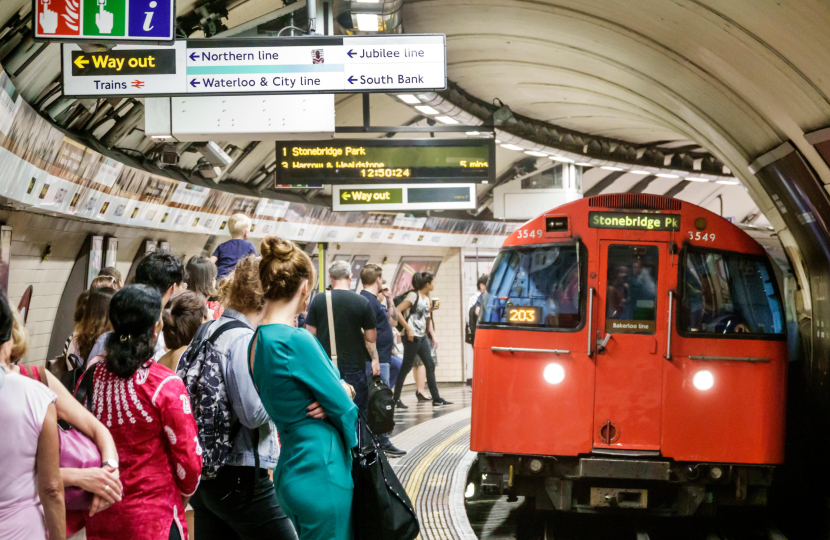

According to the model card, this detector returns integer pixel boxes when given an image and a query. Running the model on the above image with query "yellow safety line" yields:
[404,424,471,540]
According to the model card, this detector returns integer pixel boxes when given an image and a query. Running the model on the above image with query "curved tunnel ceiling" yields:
[402,0,830,227]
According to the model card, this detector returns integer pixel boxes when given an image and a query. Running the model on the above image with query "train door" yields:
[593,241,668,451]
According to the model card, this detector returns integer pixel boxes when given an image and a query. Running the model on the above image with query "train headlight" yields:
[543,363,565,384]
[693,370,714,391]
[710,466,723,480]
[529,459,543,473]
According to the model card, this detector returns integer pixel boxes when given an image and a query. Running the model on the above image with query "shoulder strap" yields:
[325,290,337,366]
[206,319,250,345]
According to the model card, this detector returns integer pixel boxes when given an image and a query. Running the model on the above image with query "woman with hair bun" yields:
[84,285,202,540]
[250,236,357,540]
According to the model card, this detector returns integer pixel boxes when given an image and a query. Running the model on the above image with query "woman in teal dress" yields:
[249,236,358,540]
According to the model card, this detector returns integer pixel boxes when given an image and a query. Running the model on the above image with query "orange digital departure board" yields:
[275,138,495,184]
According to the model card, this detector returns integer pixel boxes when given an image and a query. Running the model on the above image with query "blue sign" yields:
[128,0,173,39]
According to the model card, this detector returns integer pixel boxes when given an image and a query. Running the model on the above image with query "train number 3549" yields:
[517,229,544,239]
[688,231,716,241]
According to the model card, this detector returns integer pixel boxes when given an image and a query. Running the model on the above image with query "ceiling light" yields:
[576,162,593,166]
[500,144,524,151]
[435,116,459,124]
[355,13,380,31]
[414,105,438,115]
[524,151,547,157]
[716,180,740,185]
[686,177,709,182]
[549,156,575,163]
[354,0,381,2]
[656,173,679,178]
[397,94,420,104]
[151,135,172,139]
[466,131,480,136]
[495,139,502,143]
[631,170,651,175]
[601,166,623,171]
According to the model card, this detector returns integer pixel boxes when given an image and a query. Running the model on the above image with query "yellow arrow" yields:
[74,55,89,69]
[342,192,351,200]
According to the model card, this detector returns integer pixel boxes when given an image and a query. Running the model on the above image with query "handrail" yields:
[664,290,674,360]
[689,356,770,363]
[587,287,595,358]
[491,347,570,355]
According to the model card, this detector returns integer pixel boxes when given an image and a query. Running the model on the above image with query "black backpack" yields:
[367,376,395,434]
[177,320,249,480]
[465,303,478,345]
[392,290,416,332]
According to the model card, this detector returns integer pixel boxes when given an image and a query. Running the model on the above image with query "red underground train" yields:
[471,193,787,516]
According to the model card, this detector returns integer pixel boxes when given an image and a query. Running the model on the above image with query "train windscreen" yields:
[479,245,581,329]
[680,249,784,336]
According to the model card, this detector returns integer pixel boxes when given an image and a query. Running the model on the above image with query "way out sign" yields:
[332,184,476,211]
[61,35,446,98]
[33,0,175,43]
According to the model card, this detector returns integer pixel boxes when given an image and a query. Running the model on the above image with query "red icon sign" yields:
[36,0,81,36]
[131,80,145,88]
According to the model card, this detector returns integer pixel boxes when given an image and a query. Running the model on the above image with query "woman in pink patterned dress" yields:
[84,285,202,540]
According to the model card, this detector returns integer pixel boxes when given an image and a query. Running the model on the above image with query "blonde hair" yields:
[10,306,29,362]
[228,213,252,238]
[259,237,315,301]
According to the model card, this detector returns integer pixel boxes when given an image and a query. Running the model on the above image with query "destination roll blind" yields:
[589,211,681,231]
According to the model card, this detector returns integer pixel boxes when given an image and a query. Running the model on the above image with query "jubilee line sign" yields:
[34,0,175,43]
[61,35,447,97]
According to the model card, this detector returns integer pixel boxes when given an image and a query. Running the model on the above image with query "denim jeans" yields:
[340,367,370,446]
[190,466,298,540]
[389,355,402,389]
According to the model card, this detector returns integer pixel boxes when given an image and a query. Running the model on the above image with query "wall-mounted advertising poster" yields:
[391,256,443,297]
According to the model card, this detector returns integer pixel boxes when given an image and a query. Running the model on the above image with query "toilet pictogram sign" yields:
[33,0,175,42]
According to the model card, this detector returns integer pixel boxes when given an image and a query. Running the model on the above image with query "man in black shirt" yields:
[306,260,378,441]
[360,264,406,457]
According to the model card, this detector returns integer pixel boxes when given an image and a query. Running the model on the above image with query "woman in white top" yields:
[0,293,65,540]
[393,272,452,407]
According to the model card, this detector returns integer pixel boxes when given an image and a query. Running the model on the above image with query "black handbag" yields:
[352,414,420,540]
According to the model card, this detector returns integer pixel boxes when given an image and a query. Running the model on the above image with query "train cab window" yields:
[605,245,659,334]
[680,250,784,337]
[479,244,582,330]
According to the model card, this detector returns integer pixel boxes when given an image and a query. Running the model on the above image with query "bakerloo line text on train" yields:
[470,194,787,516]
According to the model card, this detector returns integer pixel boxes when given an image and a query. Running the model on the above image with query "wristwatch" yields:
[102,459,119,469]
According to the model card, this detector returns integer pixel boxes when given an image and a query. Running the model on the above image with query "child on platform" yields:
[211,213,258,279]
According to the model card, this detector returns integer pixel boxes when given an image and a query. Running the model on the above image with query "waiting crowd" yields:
[0,213,445,540]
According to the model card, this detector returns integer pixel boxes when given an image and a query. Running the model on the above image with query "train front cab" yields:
[471,194,788,516]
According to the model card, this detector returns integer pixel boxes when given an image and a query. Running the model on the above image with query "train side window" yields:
[679,249,784,337]
[479,244,582,330]
[605,245,659,334]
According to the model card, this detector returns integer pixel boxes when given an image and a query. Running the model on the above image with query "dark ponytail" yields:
[105,284,162,379]
[412,272,434,291]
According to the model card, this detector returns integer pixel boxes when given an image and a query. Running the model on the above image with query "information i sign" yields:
[34,0,175,43]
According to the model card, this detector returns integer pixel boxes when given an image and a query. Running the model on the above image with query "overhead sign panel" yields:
[276,139,494,185]
[34,0,175,43]
[61,35,447,97]
[332,184,476,211]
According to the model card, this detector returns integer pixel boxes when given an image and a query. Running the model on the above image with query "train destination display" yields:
[276,139,494,185]
[332,184,476,211]
[588,211,681,231]
[61,34,446,97]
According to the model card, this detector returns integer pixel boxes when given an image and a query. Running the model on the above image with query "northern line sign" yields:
[332,184,476,211]
[60,34,447,97]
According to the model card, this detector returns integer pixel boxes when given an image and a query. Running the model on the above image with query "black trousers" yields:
[190,465,298,540]
[393,335,441,401]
